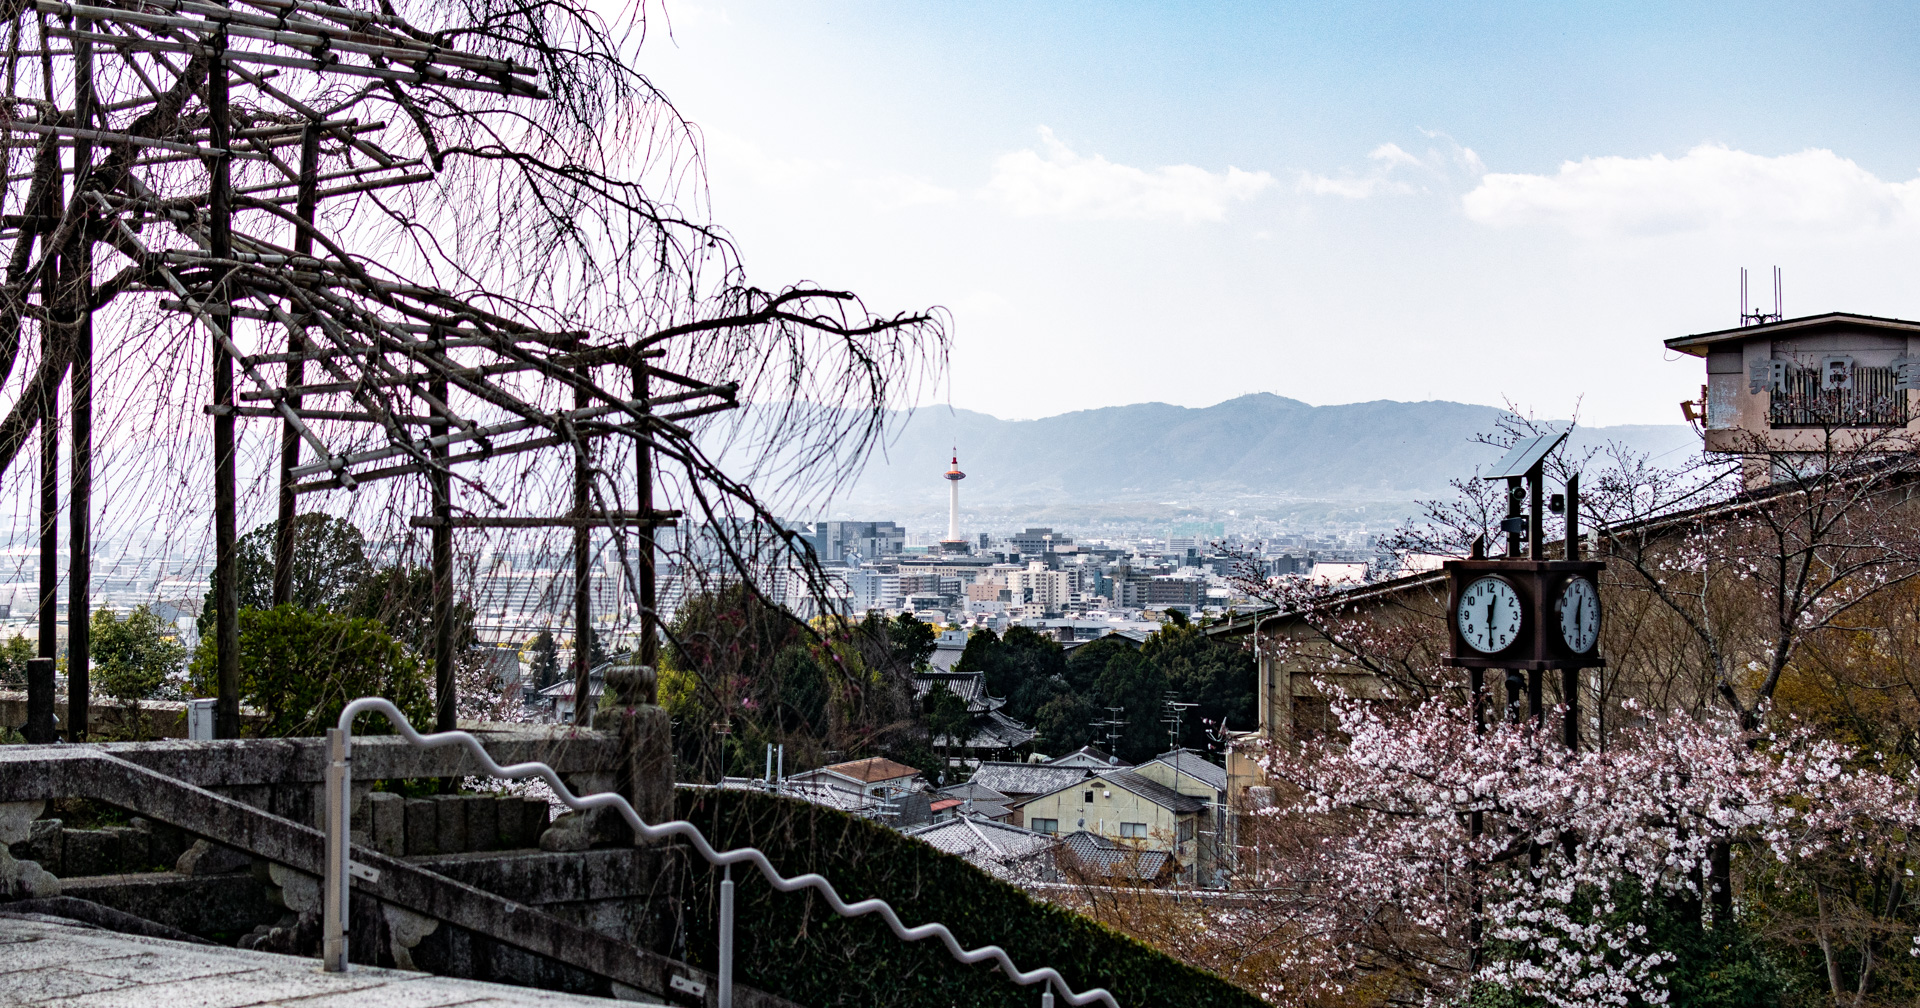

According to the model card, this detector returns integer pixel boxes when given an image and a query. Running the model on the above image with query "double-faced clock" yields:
[1443,560,1605,670]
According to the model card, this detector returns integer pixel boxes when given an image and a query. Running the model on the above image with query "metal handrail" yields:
[322,697,1114,1008]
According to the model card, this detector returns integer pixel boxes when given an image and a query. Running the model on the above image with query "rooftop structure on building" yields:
[1666,308,1920,486]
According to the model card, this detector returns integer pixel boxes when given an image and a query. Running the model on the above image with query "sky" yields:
[638,1,1920,428]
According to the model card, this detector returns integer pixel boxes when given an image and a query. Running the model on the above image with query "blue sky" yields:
[642,2,1920,427]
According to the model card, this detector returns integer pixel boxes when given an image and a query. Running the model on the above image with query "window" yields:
[1083,791,1095,803]
[1031,818,1058,834]
[1177,819,1195,843]
[1119,822,1148,838]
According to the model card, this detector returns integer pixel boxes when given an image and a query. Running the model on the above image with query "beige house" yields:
[1666,312,1920,485]
[1011,768,1205,874]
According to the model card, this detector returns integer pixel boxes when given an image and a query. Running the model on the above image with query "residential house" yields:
[935,780,1015,822]
[902,817,1061,881]
[1011,768,1208,881]
[969,762,1096,811]
[1136,748,1231,881]
[1047,744,1128,770]
[1058,830,1174,883]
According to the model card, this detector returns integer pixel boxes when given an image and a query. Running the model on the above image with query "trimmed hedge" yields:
[674,788,1263,1008]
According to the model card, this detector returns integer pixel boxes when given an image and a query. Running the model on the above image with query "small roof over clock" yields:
[1481,429,1569,481]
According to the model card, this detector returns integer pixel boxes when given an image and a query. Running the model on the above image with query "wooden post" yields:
[571,365,593,725]
[209,24,240,740]
[66,13,95,741]
[273,122,321,608]
[431,376,454,731]
[36,155,60,678]
[633,363,657,704]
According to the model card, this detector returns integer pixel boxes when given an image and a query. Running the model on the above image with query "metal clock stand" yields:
[1442,432,1605,751]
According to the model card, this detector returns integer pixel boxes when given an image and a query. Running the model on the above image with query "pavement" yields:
[0,912,659,1006]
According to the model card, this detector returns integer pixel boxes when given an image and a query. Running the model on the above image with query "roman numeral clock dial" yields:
[1457,575,1523,654]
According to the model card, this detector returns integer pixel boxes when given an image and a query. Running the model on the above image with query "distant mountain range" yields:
[813,394,1697,529]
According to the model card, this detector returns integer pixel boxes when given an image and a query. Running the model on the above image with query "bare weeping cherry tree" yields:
[1,0,945,742]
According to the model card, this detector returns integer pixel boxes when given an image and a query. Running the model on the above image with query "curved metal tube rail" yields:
[321,697,1115,1008]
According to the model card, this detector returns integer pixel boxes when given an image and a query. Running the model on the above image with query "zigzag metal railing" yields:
[323,698,1116,1008]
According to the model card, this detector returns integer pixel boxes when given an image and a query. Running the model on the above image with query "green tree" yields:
[1140,617,1256,747]
[1033,690,1098,754]
[527,629,560,690]
[886,613,937,672]
[0,632,31,686]
[198,514,370,636]
[93,605,189,740]
[343,564,476,660]
[922,681,971,767]
[1089,647,1171,762]
[189,605,432,737]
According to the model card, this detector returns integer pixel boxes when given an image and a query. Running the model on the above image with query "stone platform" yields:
[0,913,662,1006]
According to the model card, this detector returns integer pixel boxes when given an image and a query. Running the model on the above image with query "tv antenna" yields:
[1162,692,1198,750]
[1741,266,1783,327]
[1095,706,1127,753]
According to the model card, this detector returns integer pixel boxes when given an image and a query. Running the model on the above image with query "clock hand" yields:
[1486,600,1494,634]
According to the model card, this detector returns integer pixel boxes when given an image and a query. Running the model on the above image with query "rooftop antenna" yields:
[1741,266,1784,327]
[1095,706,1126,753]
[1162,692,1198,750]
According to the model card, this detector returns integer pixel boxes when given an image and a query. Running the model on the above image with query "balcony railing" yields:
[1769,366,1909,428]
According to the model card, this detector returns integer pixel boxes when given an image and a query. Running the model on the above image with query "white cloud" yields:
[1298,135,1483,199]
[1463,144,1920,237]
[986,127,1274,222]
[1368,142,1422,168]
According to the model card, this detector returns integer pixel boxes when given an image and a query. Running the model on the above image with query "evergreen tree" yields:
[528,629,560,689]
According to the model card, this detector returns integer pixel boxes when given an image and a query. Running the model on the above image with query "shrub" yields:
[189,605,432,737]
[675,787,1263,1008]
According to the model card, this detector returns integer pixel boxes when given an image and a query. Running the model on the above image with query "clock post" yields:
[1443,431,1604,752]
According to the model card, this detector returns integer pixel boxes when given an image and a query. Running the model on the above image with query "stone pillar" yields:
[605,664,671,830]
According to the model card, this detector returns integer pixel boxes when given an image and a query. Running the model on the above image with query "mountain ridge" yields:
[823,393,1697,523]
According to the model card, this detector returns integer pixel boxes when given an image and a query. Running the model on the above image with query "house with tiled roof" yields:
[968,761,1095,805]
[936,780,1015,822]
[1058,830,1173,883]
[902,817,1060,881]
[1047,744,1128,770]
[1009,768,1208,881]
[786,756,923,801]
[1135,748,1231,882]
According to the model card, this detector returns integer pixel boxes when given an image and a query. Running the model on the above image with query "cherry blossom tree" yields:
[1216,691,1918,1008]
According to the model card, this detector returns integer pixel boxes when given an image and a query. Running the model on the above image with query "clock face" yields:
[1557,577,1600,654]
[1457,576,1523,654]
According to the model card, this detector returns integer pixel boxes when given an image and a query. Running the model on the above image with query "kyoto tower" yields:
[941,450,967,552]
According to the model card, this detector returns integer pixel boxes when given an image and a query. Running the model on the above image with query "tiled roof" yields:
[1097,769,1209,813]
[903,816,1058,878]
[938,781,1012,804]
[1060,830,1170,880]
[970,761,1094,798]
[1146,748,1228,791]
[913,671,1002,713]
[823,756,922,783]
